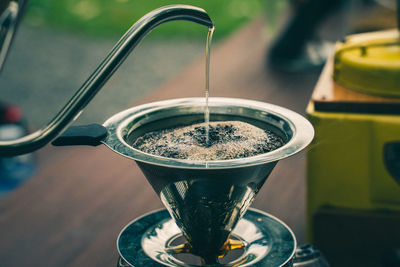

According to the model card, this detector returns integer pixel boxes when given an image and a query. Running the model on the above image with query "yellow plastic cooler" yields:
[306,30,400,267]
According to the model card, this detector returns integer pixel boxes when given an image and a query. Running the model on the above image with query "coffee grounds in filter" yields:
[132,121,284,161]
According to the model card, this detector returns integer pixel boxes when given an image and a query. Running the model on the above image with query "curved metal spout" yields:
[0,5,214,157]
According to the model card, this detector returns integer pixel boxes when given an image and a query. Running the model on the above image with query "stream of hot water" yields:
[205,26,214,145]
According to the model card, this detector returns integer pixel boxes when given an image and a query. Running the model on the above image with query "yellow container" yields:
[307,103,400,233]
[306,28,400,267]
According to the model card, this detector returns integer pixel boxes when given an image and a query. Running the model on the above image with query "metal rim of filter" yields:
[102,97,314,169]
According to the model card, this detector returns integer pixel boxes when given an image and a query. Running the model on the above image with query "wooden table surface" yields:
[0,19,320,266]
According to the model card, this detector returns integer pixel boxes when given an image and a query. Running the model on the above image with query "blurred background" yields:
[1,0,397,128]
[1,1,400,266]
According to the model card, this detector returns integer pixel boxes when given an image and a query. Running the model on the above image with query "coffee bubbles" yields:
[132,121,284,161]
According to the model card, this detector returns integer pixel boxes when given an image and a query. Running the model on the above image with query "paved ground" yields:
[0,23,204,128]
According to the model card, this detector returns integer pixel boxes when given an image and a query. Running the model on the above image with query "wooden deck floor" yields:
[0,19,320,266]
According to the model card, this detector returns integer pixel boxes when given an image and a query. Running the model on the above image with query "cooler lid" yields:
[333,29,400,97]
[310,30,400,114]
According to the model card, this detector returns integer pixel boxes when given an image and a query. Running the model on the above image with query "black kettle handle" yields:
[52,124,107,147]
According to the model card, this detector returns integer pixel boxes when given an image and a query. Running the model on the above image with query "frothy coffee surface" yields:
[132,121,285,161]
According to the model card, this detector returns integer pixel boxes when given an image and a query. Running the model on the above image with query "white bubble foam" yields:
[132,121,284,161]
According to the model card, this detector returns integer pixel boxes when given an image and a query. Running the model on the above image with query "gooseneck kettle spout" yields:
[0,5,214,157]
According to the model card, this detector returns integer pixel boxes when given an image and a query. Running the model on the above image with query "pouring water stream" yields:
[205,26,214,145]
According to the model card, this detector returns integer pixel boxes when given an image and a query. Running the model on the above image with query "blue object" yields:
[0,123,36,197]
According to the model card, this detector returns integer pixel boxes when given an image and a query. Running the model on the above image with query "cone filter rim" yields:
[102,97,314,169]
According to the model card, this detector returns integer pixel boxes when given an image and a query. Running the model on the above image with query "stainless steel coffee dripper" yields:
[99,97,314,266]
[0,4,213,157]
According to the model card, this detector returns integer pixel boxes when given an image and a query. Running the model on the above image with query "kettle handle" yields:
[51,124,107,147]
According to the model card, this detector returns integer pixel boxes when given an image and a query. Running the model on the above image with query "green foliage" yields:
[25,0,265,38]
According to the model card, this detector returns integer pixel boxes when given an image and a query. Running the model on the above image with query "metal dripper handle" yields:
[51,124,107,146]
[0,5,213,157]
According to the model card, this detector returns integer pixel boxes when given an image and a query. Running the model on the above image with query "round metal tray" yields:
[117,208,296,267]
